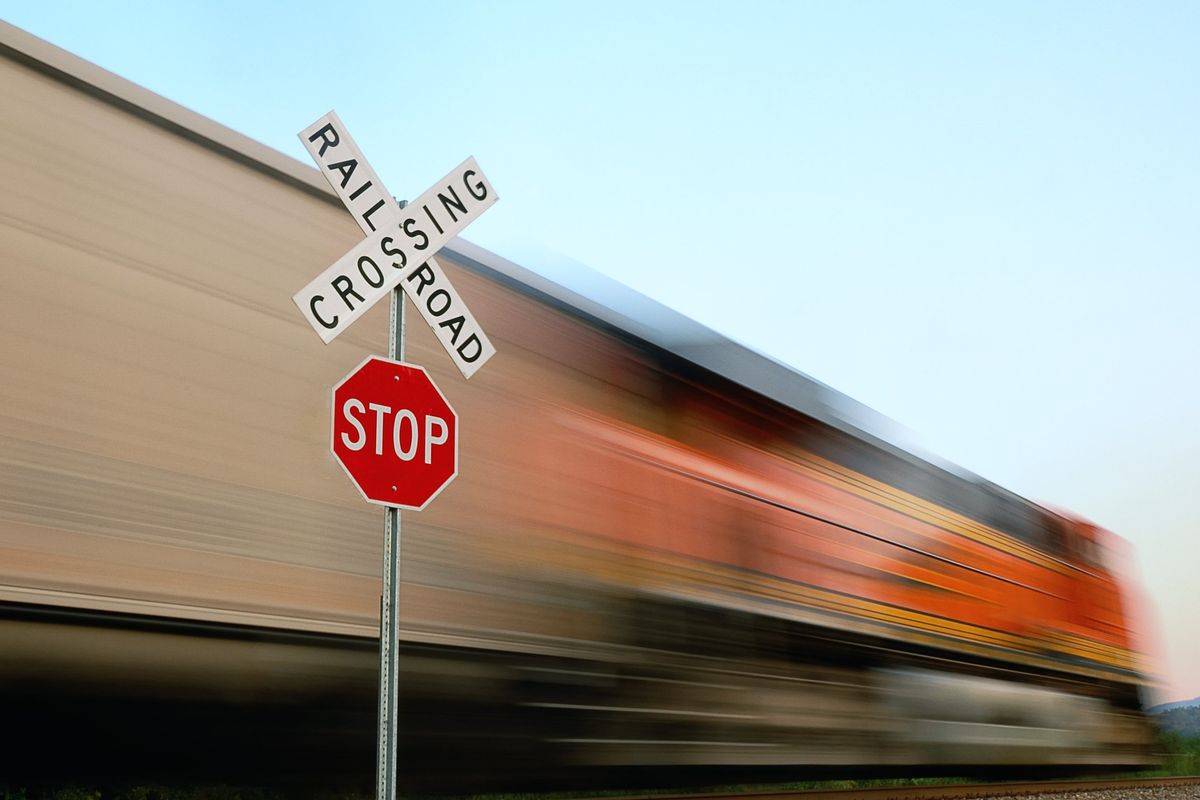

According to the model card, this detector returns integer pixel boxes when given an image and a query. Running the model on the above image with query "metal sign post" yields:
[377,285,404,800]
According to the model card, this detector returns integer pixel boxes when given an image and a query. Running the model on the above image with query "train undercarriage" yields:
[0,594,1155,794]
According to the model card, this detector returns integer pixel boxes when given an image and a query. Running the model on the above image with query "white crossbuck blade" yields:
[293,111,497,378]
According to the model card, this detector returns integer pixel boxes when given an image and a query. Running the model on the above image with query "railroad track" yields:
[608,777,1200,800]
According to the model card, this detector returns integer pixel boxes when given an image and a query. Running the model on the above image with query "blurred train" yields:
[0,21,1153,792]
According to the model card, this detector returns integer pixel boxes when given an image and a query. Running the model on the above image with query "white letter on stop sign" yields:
[424,416,448,464]
[393,410,418,460]
[368,403,391,455]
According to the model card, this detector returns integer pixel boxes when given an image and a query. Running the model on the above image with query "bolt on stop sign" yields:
[331,356,458,510]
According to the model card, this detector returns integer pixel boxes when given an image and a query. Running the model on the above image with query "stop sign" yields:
[331,356,458,510]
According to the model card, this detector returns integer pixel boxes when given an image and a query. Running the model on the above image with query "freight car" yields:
[0,22,1153,791]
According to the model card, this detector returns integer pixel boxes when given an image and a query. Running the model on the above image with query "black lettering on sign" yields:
[438,315,465,344]
[426,288,451,316]
[380,236,406,269]
[348,180,373,200]
[362,199,386,232]
[437,186,467,222]
[456,334,482,362]
[405,263,435,295]
[308,123,340,157]
[403,218,429,250]
[310,295,338,329]
[332,275,364,310]
[357,255,384,288]
[423,204,445,235]
[464,169,487,201]
[328,159,358,189]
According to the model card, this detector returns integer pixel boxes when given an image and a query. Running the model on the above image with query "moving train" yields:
[0,21,1153,791]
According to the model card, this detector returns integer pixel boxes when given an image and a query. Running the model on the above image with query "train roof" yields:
[447,239,952,464]
[0,19,1040,516]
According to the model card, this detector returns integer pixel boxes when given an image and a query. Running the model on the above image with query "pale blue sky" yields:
[4,2,1197,701]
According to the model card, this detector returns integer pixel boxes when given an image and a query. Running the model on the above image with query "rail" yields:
[602,776,1200,800]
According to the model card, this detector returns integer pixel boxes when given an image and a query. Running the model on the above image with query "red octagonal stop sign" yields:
[331,356,458,510]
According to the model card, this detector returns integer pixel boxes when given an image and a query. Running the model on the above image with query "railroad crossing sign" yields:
[293,111,497,378]
[292,110,495,800]
[331,356,458,510]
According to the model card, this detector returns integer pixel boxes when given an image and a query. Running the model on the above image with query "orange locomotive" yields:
[425,289,1153,772]
[552,407,1140,684]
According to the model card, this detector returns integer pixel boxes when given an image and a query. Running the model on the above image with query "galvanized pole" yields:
[378,282,405,800]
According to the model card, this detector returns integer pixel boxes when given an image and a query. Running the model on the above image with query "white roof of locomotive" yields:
[443,237,981,483]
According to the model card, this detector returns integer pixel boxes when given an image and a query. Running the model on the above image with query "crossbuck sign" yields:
[293,112,498,378]
[292,111,500,800]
